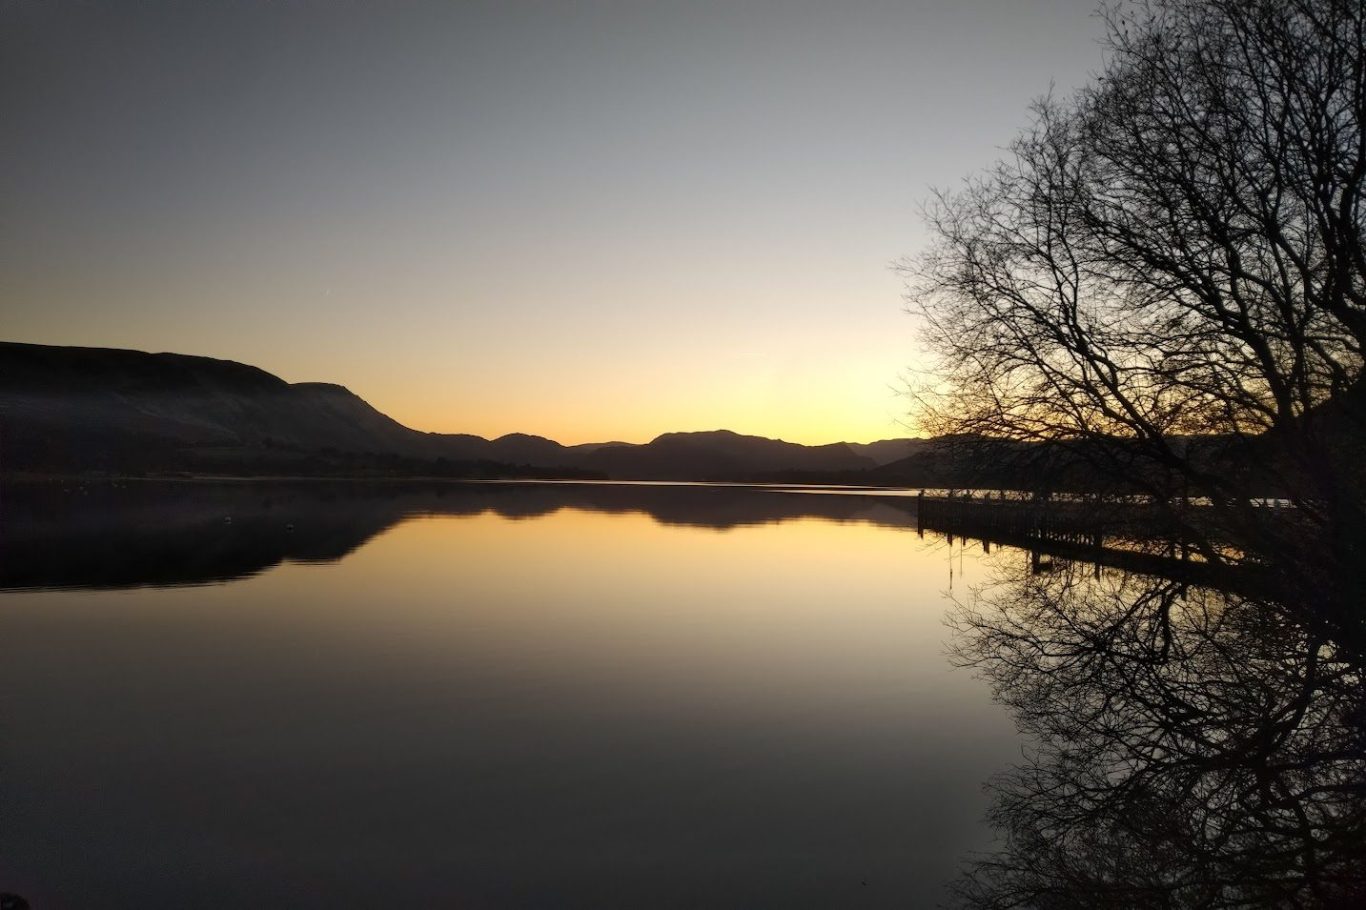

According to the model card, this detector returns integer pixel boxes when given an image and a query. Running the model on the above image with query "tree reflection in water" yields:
[950,557,1366,908]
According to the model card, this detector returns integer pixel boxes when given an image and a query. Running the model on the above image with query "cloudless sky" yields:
[3,0,1106,444]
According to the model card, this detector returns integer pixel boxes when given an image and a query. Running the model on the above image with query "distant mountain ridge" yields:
[0,342,921,480]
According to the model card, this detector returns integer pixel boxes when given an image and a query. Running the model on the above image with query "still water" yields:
[0,481,1018,908]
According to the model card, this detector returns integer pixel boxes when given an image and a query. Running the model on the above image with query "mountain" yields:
[1,343,407,465]
[0,342,914,481]
[486,432,571,465]
[578,430,875,480]
[844,437,934,466]
[0,342,587,477]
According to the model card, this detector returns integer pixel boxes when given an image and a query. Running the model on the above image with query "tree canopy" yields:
[905,0,1364,507]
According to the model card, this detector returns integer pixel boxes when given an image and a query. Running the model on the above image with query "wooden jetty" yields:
[913,492,1264,593]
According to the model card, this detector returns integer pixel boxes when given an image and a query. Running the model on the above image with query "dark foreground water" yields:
[0,481,1017,908]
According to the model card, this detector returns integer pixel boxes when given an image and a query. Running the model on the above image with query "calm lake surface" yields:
[0,481,1020,908]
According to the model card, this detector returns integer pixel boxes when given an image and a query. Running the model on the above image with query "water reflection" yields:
[0,480,919,591]
[4,480,1360,908]
[949,559,1366,908]
[0,481,1005,909]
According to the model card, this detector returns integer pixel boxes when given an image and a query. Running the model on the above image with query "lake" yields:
[0,480,1027,907]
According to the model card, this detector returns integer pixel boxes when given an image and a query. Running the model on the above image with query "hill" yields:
[578,430,874,480]
[0,342,588,477]
[0,342,915,481]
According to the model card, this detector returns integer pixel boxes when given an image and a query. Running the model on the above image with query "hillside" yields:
[0,342,915,481]
[0,343,595,477]
[579,430,874,479]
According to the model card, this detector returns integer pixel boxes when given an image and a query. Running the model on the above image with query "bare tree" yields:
[904,0,1365,578]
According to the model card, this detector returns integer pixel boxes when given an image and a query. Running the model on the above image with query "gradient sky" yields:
[3,0,1105,444]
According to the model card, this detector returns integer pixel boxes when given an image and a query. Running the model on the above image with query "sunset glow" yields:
[3,0,1104,444]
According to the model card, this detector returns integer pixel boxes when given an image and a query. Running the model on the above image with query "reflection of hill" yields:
[0,481,919,591]
[1,483,395,590]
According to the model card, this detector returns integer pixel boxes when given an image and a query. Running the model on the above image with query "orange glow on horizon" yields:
[349,334,927,446]
[382,397,922,447]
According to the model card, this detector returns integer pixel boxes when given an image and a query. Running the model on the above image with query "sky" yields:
[2,0,1107,445]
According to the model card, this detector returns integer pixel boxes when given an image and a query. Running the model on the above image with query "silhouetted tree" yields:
[904,0,1365,580]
